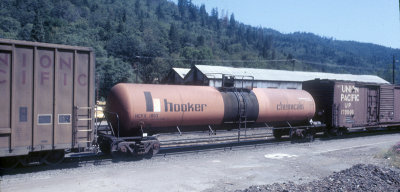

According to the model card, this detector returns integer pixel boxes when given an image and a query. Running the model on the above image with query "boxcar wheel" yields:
[0,157,19,169]
[43,150,65,165]
[336,128,346,137]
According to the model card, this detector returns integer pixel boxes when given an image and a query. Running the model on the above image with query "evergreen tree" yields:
[30,10,45,42]
[227,13,236,37]
[199,4,207,26]
[168,23,180,53]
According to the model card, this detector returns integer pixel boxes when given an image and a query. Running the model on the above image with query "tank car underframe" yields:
[97,111,160,157]
[270,122,325,142]
[97,134,160,157]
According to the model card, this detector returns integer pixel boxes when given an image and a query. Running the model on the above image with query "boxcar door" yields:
[379,85,394,123]
[395,87,400,122]
[367,87,378,124]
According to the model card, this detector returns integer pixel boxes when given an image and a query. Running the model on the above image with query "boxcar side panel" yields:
[11,47,34,155]
[89,51,95,141]
[73,52,91,148]
[0,50,11,155]
[333,82,370,128]
[395,88,400,122]
[353,87,368,126]
[54,50,74,149]
[33,49,54,151]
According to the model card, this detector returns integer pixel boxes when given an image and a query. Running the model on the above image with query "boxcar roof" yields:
[0,38,92,51]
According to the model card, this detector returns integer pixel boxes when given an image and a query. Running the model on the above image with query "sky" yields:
[177,0,400,49]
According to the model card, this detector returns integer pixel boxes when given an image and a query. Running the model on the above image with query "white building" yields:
[181,65,389,89]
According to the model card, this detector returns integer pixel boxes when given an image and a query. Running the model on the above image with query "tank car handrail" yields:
[103,111,120,138]
[203,73,255,89]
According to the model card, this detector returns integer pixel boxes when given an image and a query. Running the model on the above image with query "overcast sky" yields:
[176,0,400,49]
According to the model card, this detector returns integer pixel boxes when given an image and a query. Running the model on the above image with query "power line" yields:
[134,55,391,72]
[135,56,290,63]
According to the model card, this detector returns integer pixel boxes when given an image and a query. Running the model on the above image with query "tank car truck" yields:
[0,39,95,168]
[303,79,400,135]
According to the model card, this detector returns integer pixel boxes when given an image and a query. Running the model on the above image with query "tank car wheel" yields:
[110,141,129,159]
[42,150,65,165]
[99,139,111,155]
[273,129,282,139]
[111,151,130,159]
[0,156,19,169]
[144,148,153,159]
[305,132,314,142]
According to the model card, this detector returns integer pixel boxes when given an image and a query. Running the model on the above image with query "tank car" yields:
[99,83,315,156]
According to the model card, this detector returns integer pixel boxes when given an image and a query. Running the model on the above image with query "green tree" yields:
[227,13,236,37]
[168,23,180,53]
[30,11,45,41]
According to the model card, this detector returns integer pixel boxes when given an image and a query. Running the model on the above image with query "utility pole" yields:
[292,59,295,71]
[394,55,396,84]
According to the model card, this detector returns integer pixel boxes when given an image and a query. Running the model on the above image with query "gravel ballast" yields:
[237,164,400,192]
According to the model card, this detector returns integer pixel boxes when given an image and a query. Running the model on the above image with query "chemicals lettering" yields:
[276,102,304,111]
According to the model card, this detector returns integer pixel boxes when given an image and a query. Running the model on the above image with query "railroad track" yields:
[1,128,399,176]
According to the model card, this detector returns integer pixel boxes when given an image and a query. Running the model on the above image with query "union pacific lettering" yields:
[276,102,304,111]
[164,99,207,112]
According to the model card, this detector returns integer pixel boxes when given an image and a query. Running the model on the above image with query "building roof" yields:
[172,68,190,79]
[194,65,389,84]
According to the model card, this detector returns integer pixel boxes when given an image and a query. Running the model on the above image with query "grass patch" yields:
[382,142,400,168]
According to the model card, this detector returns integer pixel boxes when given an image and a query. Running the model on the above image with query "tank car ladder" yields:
[72,106,94,151]
[221,74,253,142]
[233,89,248,142]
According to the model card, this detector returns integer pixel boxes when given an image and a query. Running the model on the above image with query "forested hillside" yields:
[0,0,399,98]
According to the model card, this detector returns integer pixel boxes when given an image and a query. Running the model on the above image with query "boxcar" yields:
[303,79,400,134]
[0,39,95,168]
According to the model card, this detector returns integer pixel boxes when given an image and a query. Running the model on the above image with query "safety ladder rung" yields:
[77,129,92,132]
[78,118,92,121]
[76,107,93,110]
[77,140,91,143]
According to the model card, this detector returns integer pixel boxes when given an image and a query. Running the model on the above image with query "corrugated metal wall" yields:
[0,39,94,157]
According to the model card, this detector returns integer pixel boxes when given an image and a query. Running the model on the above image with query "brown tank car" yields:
[105,84,315,138]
